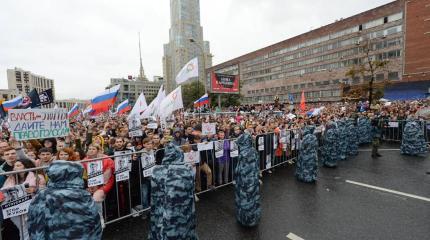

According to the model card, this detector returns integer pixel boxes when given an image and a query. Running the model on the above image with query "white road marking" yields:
[346,180,430,203]
[286,232,305,240]
[358,149,400,152]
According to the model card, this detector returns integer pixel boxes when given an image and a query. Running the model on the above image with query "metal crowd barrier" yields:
[381,120,430,143]
[0,130,300,239]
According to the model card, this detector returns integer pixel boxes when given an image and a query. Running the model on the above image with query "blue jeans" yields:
[140,179,151,208]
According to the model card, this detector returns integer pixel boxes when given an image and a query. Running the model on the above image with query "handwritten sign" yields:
[202,123,216,135]
[258,137,265,151]
[8,109,70,141]
[1,184,32,219]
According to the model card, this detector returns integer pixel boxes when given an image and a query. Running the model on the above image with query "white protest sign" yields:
[214,141,224,158]
[388,122,399,128]
[114,151,132,182]
[128,114,143,137]
[141,153,156,177]
[87,161,104,187]
[184,151,200,164]
[273,135,278,150]
[197,142,213,151]
[202,123,216,135]
[266,154,272,169]
[230,140,239,158]
[8,108,70,141]
[1,184,32,219]
[147,122,158,129]
[258,137,265,151]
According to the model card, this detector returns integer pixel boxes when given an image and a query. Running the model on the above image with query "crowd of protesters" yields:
[0,99,429,239]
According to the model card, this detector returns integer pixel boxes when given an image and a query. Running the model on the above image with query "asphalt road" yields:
[103,145,430,240]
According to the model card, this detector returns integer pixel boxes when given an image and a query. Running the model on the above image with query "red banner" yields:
[210,72,239,94]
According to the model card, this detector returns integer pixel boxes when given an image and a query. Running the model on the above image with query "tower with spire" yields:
[138,32,148,82]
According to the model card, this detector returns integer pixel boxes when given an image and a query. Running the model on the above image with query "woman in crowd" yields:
[82,143,115,227]
[1,159,46,240]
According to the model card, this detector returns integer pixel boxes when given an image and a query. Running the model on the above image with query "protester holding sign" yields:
[140,138,155,217]
[82,144,114,227]
[1,159,45,240]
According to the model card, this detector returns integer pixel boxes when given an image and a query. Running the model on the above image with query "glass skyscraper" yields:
[163,0,212,93]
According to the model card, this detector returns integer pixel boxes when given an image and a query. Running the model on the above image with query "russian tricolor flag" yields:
[91,85,120,115]
[2,95,23,111]
[193,94,209,107]
[116,99,131,115]
[68,103,80,119]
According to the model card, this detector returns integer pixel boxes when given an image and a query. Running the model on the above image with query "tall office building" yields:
[163,0,212,93]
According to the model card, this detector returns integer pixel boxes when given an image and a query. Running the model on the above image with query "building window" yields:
[376,73,385,81]
[388,72,399,80]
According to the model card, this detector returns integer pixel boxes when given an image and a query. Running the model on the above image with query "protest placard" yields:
[87,161,104,187]
[184,151,200,164]
[197,142,213,151]
[230,140,238,157]
[1,184,32,219]
[114,151,132,182]
[388,122,399,128]
[128,114,143,137]
[147,122,158,129]
[258,137,265,151]
[8,108,70,141]
[214,141,224,158]
[141,153,156,177]
[202,123,216,135]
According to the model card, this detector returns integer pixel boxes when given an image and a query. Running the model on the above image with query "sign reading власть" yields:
[8,109,70,141]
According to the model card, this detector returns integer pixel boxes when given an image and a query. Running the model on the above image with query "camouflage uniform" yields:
[358,117,372,144]
[337,120,348,160]
[296,126,318,182]
[321,122,338,168]
[148,143,198,240]
[346,119,359,156]
[235,133,261,227]
[28,161,102,240]
[400,121,428,156]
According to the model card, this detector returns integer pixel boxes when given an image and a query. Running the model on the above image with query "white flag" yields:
[142,85,165,118]
[128,92,147,119]
[159,86,183,118]
[175,57,199,85]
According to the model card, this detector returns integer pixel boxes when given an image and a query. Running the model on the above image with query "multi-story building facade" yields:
[7,67,55,98]
[55,99,89,110]
[207,0,429,104]
[163,0,212,93]
[107,76,164,105]
[0,89,20,103]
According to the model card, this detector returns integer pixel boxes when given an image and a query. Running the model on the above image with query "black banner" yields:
[39,88,54,105]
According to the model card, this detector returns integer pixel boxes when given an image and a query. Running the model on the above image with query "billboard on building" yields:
[210,72,239,94]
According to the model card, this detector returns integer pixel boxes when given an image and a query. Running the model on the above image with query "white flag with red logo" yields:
[159,86,183,118]
[128,92,147,119]
[175,57,199,85]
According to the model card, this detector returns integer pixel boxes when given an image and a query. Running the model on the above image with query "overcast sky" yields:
[0,0,393,99]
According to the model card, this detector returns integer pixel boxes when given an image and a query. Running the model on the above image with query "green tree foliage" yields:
[209,93,242,107]
[345,38,389,104]
[181,81,205,108]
